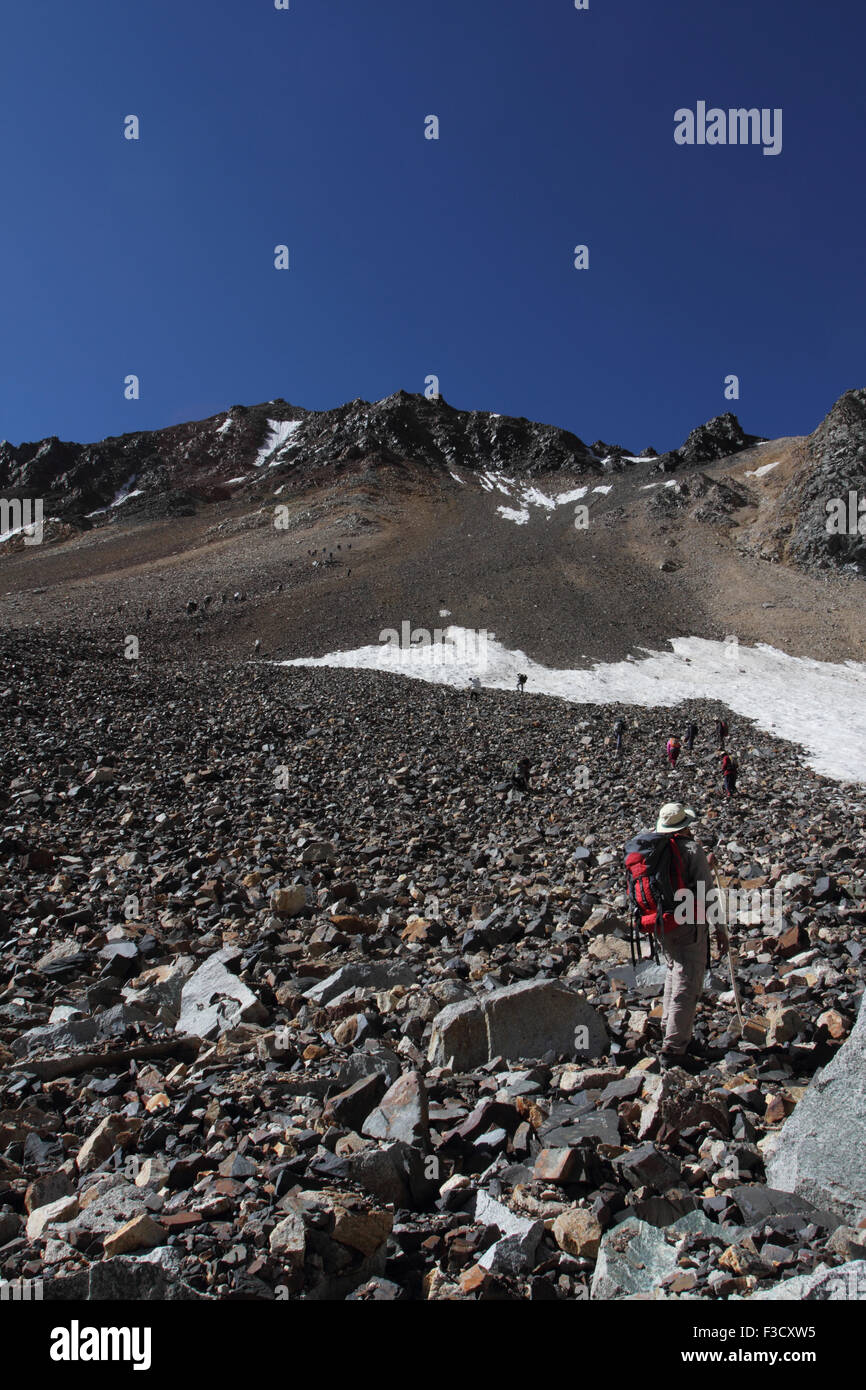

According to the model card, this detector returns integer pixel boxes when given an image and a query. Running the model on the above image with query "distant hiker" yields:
[516,673,528,693]
[613,717,626,754]
[625,802,728,1068]
[468,676,482,703]
[512,758,531,792]
[716,718,729,749]
[254,639,261,656]
[720,751,738,797]
[684,720,698,751]
[666,735,681,769]
[186,599,197,615]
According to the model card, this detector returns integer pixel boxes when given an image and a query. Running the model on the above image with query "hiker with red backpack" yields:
[625,803,728,1069]
[720,751,738,797]
[666,735,681,769]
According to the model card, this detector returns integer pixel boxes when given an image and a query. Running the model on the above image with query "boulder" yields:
[361,1070,429,1147]
[177,948,267,1039]
[303,962,417,1007]
[765,994,866,1225]
[428,980,607,1069]
[102,1214,165,1258]
[591,1216,681,1299]
[25,1194,79,1242]
[749,1260,866,1301]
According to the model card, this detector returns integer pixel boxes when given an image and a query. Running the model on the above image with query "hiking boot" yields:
[660,1050,704,1075]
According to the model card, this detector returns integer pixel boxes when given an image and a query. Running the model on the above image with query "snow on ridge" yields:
[216,416,233,436]
[279,634,866,786]
[86,475,142,518]
[490,476,606,526]
[746,461,781,478]
[254,419,303,468]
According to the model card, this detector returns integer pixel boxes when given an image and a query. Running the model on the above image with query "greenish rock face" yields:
[765,995,866,1226]
[590,1217,682,1299]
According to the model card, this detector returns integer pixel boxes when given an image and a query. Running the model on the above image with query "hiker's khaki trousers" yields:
[661,920,708,1053]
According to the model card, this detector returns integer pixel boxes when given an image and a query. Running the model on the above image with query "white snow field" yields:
[281,633,866,785]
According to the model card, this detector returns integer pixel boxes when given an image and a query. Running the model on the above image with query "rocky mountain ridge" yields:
[0,392,766,532]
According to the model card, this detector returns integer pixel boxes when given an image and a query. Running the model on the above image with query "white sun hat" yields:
[656,802,697,834]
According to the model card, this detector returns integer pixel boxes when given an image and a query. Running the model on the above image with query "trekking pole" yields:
[713,870,745,1037]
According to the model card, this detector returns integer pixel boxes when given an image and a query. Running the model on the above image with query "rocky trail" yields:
[0,630,864,1301]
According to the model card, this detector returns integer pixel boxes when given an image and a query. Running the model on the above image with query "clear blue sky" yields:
[1,0,863,452]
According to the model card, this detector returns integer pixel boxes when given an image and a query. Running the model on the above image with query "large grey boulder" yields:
[427,979,607,1069]
[765,994,866,1225]
[177,948,267,1040]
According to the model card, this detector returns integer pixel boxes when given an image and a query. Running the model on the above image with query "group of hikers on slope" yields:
[465,675,739,1073]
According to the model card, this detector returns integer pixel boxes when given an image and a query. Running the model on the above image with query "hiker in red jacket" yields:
[666,736,681,769]
[720,751,738,797]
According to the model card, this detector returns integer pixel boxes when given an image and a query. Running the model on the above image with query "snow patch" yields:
[280,634,866,786]
[746,461,781,478]
[522,487,557,511]
[86,476,143,517]
[254,419,303,468]
[497,506,530,525]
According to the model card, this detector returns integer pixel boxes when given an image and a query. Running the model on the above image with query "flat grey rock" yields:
[428,979,607,1069]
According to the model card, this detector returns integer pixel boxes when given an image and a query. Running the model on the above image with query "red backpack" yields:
[624,832,689,959]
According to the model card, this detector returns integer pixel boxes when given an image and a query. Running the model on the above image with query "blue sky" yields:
[0,0,863,452]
